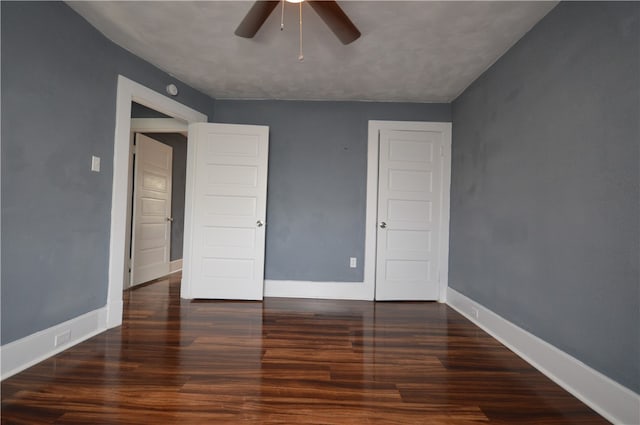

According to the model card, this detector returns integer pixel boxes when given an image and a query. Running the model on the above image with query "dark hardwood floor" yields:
[2,273,607,424]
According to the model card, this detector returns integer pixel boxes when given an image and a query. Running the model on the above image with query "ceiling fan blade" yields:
[234,1,279,38]
[308,1,361,45]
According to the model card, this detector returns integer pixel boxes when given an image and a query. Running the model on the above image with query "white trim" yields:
[364,123,380,300]
[169,259,183,274]
[366,120,452,302]
[0,307,108,380]
[265,280,372,300]
[130,118,188,134]
[181,123,197,299]
[446,288,640,425]
[107,75,207,329]
[438,125,452,303]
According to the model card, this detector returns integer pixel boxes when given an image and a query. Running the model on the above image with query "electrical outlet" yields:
[54,330,71,347]
[349,257,357,268]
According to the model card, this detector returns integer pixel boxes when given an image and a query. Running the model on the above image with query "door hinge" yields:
[132,144,137,155]
[440,145,444,157]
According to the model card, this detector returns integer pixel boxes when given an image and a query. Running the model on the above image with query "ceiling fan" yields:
[234,0,361,45]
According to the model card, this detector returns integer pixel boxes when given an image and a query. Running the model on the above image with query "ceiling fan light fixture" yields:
[234,0,360,45]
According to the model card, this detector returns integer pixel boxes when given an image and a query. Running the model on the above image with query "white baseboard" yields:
[0,307,108,380]
[446,288,640,425]
[169,259,183,274]
[264,280,373,300]
[106,299,123,329]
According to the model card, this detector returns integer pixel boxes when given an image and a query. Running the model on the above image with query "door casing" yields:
[107,75,207,329]
[365,120,452,302]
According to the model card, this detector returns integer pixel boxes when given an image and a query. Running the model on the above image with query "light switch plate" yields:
[350,257,357,268]
[91,155,101,172]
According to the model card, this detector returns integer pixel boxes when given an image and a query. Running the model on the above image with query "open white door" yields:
[183,123,269,300]
[375,128,447,300]
[131,133,173,286]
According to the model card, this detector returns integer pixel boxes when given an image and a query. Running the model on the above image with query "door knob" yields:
[379,221,387,229]
[166,217,174,222]
[257,220,264,227]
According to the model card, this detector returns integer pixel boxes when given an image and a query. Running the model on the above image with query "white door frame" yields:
[131,118,188,135]
[106,75,207,329]
[364,120,452,302]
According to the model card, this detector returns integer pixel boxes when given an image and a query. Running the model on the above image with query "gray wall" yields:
[214,100,450,282]
[450,1,639,392]
[143,133,188,261]
[1,2,216,344]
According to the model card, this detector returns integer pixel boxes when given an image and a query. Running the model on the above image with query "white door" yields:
[184,123,269,300]
[131,133,173,286]
[375,129,445,300]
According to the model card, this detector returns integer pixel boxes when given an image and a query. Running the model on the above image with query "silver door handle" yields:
[257,220,264,227]
[166,217,174,222]
[379,221,387,229]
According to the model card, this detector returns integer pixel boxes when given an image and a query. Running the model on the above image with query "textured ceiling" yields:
[67,1,557,102]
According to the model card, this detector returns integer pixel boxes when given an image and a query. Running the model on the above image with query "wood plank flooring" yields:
[2,273,607,424]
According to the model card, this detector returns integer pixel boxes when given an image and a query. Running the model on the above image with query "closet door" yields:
[375,128,445,300]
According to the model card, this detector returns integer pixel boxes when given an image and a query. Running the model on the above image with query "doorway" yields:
[106,76,207,329]
[126,106,189,289]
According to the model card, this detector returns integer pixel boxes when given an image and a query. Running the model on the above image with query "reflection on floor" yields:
[2,273,606,424]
